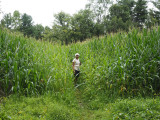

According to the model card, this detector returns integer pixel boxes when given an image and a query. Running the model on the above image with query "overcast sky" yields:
[0,0,88,27]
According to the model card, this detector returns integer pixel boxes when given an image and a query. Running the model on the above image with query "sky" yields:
[0,0,89,27]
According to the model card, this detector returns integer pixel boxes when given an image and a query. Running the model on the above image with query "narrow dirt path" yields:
[74,88,98,120]
[75,88,85,109]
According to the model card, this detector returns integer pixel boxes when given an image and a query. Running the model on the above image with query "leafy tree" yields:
[70,15,81,43]
[146,9,160,28]
[1,10,21,30]
[151,0,160,26]
[94,22,104,38]
[33,24,44,40]
[152,0,160,10]
[71,9,95,42]
[86,0,112,37]
[117,0,135,21]
[20,13,34,37]
[43,26,54,41]
[133,0,148,27]
[109,4,130,23]
[11,10,21,30]
[1,13,12,29]
[87,0,112,18]
[107,16,127,33]
[53,12,71,44]
[104,3,131,33]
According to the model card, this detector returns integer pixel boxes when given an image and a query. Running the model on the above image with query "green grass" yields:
[0,26,160,119]
[0,95,160,120]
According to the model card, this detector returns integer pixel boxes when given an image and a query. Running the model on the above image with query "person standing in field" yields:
[72,53,81,86]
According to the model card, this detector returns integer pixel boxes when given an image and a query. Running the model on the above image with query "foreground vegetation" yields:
[0,26,160,119]
[1,95,160,120]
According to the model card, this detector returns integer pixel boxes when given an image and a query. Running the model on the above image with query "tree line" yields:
[1,0,160,44]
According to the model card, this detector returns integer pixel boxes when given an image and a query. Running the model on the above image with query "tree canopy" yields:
[1,0,160,44]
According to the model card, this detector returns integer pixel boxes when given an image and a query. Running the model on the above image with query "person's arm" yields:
[72,62,75,73]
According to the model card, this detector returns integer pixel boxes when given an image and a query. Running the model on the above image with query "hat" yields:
[75,53,80,56]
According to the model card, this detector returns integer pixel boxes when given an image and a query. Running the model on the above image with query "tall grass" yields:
[0,27,160,102]
[0,29,48,95]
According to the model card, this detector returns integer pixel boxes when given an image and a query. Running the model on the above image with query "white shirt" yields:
[72,58,80,71]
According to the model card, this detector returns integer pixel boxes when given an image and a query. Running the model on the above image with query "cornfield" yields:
[0,27,160,101]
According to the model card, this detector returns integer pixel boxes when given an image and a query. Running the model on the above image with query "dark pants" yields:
[74,70,80,85]
[74,70,80,78]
